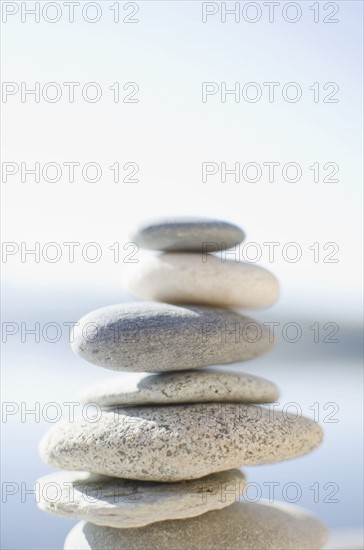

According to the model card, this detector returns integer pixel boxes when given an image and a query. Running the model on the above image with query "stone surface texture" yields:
[40,404,323,482]
[71,302,273,372]
[79,370,279,407]
[37,469,246,528]
[64,501,328,550]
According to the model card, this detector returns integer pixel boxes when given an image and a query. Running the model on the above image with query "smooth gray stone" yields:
[131,217,245,251]
[39,405,323,482]
[37,469,246,528]
[64,501,328,550]
[71,302,273,372]
[79,370,280,407]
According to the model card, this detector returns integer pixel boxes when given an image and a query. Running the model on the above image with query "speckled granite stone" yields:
[39,404,322,482]
[122,253,279,308]
[64,501,328,550]
[78,370,279,408]
[37,469,246,528]
[131,218,245,251]
[71,302,273,372]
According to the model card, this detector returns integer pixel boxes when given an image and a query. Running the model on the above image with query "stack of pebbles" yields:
[38,218,328,549]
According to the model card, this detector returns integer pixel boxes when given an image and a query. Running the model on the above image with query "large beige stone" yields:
[39,404,322,482]
[122,253,279,308]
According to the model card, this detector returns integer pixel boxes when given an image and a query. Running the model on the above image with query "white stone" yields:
[79,370,279,407]
[37,469,246,528]
[123,253,279,308]
[40,404,323,482]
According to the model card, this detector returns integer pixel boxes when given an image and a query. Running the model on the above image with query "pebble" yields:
[37,469,246,528]
[71,302,273,372]
[79,370,279,407]
[131,217,245,251]
[39,405,323,482]
[64,501,328,550]
[122,253,279,308]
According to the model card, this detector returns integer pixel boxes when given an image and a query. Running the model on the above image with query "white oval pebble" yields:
[123,253,279,308]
